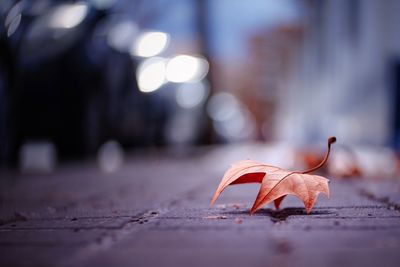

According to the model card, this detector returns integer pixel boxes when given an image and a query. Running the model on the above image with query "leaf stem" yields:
[301,137,336,174]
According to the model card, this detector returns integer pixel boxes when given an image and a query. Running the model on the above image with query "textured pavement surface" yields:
[1,146,400,267]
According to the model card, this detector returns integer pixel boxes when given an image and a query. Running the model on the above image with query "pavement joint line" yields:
[0,210,162,231]
[0,214,140,222]
[359,189,400,212]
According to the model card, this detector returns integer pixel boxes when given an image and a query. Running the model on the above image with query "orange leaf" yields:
[211,137,336,214]
[250,170,329,214]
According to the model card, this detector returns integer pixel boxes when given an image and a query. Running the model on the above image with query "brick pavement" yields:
[0,147,399,267]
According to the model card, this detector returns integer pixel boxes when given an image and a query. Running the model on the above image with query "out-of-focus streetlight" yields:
[132,31,169,57]
[136,57,166,93]
[166,55,209,83]
[49,2,88,29]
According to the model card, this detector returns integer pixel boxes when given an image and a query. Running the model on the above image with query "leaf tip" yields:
[249,203,260,215]
[210,193,219,206]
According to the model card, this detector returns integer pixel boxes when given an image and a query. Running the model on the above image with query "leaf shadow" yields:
[222,208,333,223]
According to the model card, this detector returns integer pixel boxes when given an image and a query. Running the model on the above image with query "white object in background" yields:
[19,141,57,174]
[97,140,124,173]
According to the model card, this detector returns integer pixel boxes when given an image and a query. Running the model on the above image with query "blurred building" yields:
[206,0,303,142]
[243,24,303,140]
[276,0,400,148]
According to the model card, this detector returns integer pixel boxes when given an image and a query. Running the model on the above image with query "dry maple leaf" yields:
[211,137,336,214]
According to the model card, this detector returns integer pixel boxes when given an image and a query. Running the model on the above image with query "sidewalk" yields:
[1,147,399,267]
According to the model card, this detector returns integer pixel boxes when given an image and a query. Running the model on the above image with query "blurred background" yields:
[1,0,400,178]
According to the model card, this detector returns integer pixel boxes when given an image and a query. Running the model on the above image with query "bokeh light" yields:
[97,140,124,173]
[48,2,88,29]
[132,31,169,57]
[4,1,22,37]
[137,57,166,93]
[175,81,209,109]
[107,20,138,52]
[207,92,255,141]
[166,55,209,83]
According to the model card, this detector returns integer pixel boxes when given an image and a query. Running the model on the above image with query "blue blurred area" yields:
[208,0,301,61]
